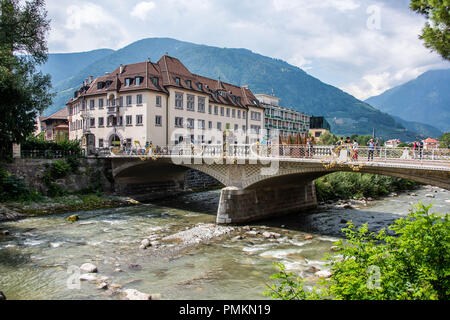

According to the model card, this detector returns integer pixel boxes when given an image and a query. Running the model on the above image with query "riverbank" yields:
[0,194,140,221]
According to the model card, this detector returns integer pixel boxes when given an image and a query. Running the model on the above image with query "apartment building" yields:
[255,94,310,140]
[36,108,69,142]
[67,55,264,152]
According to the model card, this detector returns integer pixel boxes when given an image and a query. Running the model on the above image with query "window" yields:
[125,78,132,86]
[90,100,95,110]
[151,77,158,86]
[214,105,218,115]
[237,110,241,118]
[126,115,132,126]
[208,105,212,114]
[118,116,123,126]
[242,125,246,132]
[237,97,241,104]
[155,115,162,126]
[136,94,143,105]
[135,77,142,85]
[226,108,230,117]
[187,118,195,129]
[251,125,261,134]
[208,121,212,129]
[175,92,183,109]
[90,118,95,128]
[98,117,104,127]
[198,119,205,129]
[175,77,180,86]
[232,109,236,118]
[186,80,191,88]
[243,111,247,119]
[198,97,205,113]
[187,95,195,111]
[126,95,132,106]
[97,82,104,90]
[119,97,123,107]
[220,107,224,116]
[136,115,143,125]
[156,96,161,107]
[175,117,183,128]
[99,139,104,148]
[226,123,230,130]
[234,124,238,131]
[99,98,104,109]
[217,122,222,131]
[197,82,203,90]
[251,111,261,121]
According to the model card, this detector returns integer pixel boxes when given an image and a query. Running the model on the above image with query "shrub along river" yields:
[0,186,448,300]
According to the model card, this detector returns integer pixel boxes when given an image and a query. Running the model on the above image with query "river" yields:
[0,186,448,300]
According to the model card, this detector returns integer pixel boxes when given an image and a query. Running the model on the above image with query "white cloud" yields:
[65,3,113,30]
[130,1,156,21]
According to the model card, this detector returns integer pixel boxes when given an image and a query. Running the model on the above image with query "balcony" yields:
[107,106,119,115]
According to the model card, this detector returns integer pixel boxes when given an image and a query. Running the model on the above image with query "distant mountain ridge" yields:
[43,37,424,140]
[366,69,450,133]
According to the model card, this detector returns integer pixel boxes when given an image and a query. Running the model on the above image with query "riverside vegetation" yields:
[264,203,449,300]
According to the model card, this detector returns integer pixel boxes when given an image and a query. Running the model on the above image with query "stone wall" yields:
[184,169,222,191]
[5,158,114,195]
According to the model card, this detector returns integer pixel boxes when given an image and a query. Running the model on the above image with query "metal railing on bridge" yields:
[90,144,450,164]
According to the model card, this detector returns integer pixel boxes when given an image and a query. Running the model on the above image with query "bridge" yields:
[101,144,450,224]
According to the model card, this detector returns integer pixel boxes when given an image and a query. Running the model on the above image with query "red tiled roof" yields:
[42,108,68,121]
[68,55,262,110]
[423,138,439,143]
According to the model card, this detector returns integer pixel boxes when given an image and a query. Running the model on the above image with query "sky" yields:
[46,0,449,100]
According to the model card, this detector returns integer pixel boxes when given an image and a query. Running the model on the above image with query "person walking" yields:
[352,139,359,160]
[419,140,424,160]
[413,141,417,159]
[367,139,374,161]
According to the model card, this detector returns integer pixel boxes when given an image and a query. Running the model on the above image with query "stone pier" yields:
[216,181,317,224]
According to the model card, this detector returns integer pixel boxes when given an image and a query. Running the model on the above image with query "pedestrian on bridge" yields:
[368,139,374,161]
[352,139,359,160]
[413,141,418,159]
[419,140,424,160]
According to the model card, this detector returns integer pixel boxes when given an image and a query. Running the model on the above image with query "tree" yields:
[318,132,338,145]
[438,132,450,148]
[265,204,449,300]
[410,0,450,60]
[0,0,52,158]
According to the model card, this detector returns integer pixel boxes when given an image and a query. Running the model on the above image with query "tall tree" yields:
[410,0,450,60]
[0,0,52,158]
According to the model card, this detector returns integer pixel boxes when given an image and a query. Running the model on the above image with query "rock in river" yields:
[315,270,332,279]
[121,289,160,300]
[139,239,150,250]
[80,263,98,273]
[66,215,79,223]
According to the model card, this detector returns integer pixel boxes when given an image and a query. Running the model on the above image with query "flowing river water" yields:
[0,186,448,300]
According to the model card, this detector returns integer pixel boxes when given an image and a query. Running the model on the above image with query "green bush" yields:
[264,204,449,300]
[315,172,419,201]
[0,165,43,202]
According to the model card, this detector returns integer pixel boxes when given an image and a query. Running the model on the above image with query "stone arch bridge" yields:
[108,148,450,224]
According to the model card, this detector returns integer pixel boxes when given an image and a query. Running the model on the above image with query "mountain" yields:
[44,37,419,140]
[39,49,115,85]
[366,69,450,133]
[392,116,442,139]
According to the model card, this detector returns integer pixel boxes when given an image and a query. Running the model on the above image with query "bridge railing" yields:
[98,143,450,164]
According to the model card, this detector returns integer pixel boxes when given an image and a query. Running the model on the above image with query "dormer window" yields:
[125,78,132,86]
[219,90,227,98]
[135,77,143,86]
[105,80,112,88]
[186,80,191,88]
[237,97,241,104]
[197,83,203,90]
[151,77,159,86]
[97,82,104,90]
[175,77,180,86]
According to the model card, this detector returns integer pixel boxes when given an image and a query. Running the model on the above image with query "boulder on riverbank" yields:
[0,205,23,222]
[66,214,79,223]
[80,263,98,273]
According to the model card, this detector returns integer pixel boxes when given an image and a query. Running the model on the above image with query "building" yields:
[36,108,69,142]
[67,55,265,153]
[385,139,401,148]
[309,116,331,139]
[422,138,440,150]
[255,94,310,141]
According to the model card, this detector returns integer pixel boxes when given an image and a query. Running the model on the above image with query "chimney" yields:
[89,75,93,83]
[147,57,151,63]
[119,64,124,74]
